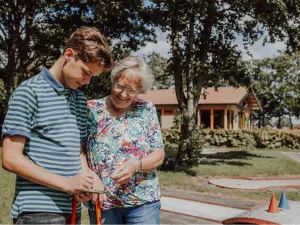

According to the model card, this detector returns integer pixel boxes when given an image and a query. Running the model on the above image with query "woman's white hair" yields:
[111,56,153,93]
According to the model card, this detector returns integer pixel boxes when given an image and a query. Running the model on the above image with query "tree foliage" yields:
[0,0,156,122]
[147,52,173,89]
[150,0,300,166]
[251,51,300,128]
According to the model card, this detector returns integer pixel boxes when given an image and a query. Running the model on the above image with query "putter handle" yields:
[71,197,77,224]
[95,199,102,225]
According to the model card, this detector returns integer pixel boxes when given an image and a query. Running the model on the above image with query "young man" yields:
[1,27,113,224]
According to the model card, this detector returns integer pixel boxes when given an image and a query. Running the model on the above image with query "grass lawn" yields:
[0,158,16,224]
[1,147,300,224]
[159,148,300,202]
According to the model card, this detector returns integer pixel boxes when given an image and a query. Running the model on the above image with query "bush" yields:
[162,127,300,150]
[179,128,204,167]
[162,128,204,168]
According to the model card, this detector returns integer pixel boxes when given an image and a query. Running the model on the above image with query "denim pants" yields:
[13,211,81,224]
[88,201,161,224]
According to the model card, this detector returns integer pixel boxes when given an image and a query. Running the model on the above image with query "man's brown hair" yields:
[64,27,114,69]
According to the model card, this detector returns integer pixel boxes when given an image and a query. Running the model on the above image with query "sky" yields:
[133,28,286,59]
[133,28,300,125]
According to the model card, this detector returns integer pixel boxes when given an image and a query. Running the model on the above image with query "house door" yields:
[214,110,224,129]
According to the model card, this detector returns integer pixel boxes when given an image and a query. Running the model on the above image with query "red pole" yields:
[70,197,77,224]
[95,199,102,225]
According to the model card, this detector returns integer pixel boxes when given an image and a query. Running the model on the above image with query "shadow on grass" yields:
[197,151,274,167]
[160,150,276,175]
[225,161,253,166]
[202,150,274,160]
[199,160,252,167]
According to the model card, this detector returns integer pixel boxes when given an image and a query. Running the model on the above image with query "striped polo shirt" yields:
[2,67,87,218]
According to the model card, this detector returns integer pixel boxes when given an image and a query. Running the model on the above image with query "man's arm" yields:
[79,144,106,204]
[80,144,90,172]
[2,135,94,193]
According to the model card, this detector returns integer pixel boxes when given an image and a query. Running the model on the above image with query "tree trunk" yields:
[289,113,293,129]
[262,111,265,127]
[277,115,282,129]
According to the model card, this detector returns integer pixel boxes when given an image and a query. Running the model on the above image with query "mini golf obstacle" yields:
[223,192,300,224]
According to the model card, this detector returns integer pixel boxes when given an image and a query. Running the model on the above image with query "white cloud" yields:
[133,28,171,58]
[133,29,286,61]
[236,37,286,60]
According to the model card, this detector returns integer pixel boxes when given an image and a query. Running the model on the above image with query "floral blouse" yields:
[85,97,164,210]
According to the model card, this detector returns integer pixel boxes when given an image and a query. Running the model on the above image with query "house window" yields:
[163,109,174,115]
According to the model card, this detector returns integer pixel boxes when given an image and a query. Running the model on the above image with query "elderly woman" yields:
[85,56,165,224]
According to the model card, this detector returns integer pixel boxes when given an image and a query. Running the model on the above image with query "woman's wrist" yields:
[133,159,142,173]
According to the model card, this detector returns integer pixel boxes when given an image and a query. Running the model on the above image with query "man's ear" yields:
[63,48,75,61]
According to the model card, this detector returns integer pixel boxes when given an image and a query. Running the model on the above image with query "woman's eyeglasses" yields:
[113,82,140,96]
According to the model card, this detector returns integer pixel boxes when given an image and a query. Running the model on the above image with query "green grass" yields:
[159,149,300,202]
[195,150,300,177]
[0,161,16,224]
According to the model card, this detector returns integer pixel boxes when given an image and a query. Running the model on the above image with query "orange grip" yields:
[95,199,102,225]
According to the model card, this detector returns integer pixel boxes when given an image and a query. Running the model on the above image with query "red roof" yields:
[138,87,259,107]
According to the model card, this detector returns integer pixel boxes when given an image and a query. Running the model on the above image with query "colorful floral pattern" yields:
[85,97,164,209]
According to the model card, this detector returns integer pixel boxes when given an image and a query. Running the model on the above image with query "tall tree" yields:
[251,51,300,129]
[150,0,300,166]
[0,0,60,124]
[147,52,172,89]
[0,0,157,122]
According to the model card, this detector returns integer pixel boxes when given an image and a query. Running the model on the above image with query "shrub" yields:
[162,127,300,150]
[162,128,204,167]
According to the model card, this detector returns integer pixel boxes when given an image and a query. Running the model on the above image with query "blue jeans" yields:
[13,212,81,224]
[88,201,161,224]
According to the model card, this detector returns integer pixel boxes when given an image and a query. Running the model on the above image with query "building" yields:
[138,87,262,130]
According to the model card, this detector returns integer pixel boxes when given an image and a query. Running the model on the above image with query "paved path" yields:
[160,188,261,224]
[209,178,300,190]
[161,211,215,224]
[161,196,246,223]
[223,200,300,225]
[281,151,300,163]
[160,175,300,224]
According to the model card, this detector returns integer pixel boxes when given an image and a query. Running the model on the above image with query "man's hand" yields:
[73,192,93,203]
[89,169,107,207]
[65,171,94,193]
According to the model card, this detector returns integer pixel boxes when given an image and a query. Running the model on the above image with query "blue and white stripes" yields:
[2,67,87,218]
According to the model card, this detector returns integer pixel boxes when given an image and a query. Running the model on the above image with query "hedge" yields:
[162,127,300,150]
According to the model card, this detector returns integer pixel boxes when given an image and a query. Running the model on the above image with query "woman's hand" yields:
[110,161,139,184]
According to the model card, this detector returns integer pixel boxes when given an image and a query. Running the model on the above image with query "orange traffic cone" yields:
[268,193,280,213]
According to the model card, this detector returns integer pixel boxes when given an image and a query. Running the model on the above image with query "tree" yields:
[251,51,300,129]
[150,0,300,166]
[147,52,173,89]
[0,0,61,124]
[0,0,157,122]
